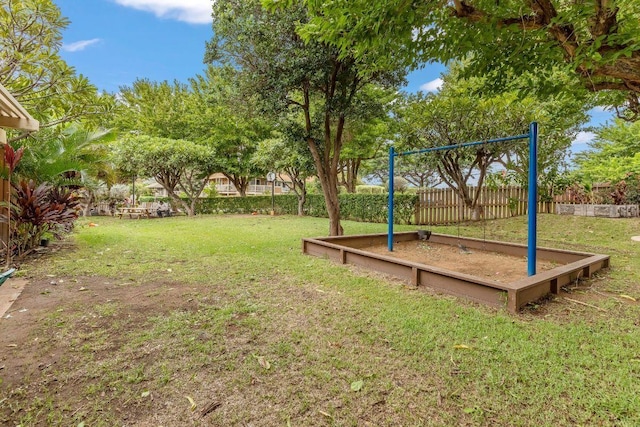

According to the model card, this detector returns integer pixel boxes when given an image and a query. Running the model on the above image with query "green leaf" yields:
[350,379,364,392]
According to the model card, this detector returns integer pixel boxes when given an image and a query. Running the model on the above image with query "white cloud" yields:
[572,131,596,146]
[113,0,213,24]
[419,78,443,92]
[62,38,101,52]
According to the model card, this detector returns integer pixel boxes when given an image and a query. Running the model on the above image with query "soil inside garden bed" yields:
[363,240,560,283]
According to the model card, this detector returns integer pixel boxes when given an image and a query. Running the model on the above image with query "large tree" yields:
[395,71,587,218]
[1,0,115,143]
[207,0,404,235]
[298,0,640,120]
[253,132,315,216]
[396,92,527,219]
[190,66,274,197]
[114,135,217,216]
[116,67,271,197]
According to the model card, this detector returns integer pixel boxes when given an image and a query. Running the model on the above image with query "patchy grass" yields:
[1,214,639,426]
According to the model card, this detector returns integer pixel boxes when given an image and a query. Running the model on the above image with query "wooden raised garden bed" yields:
[302,232,609,313]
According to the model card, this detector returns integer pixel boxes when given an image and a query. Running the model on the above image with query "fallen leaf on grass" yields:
[141,391,150,398]
[254,355,271,370]
[453,344,472,350]
[350,380,364,392]
[319,410,333,418]
[186,396,197,411]
[78,287,88,292]
[619,294,637,302]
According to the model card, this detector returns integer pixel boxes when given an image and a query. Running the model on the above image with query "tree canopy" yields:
[114,135,218,216]
[253,133,315,215]
[297,0,640,120]
[208,0,405,235]
[573,118,640,183]
[394,69,588,217]
[1,0,115,143]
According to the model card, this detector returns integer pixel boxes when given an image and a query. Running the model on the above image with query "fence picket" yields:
[415,185,569,225]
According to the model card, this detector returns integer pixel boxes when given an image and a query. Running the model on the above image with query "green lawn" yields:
[3,214,640,426]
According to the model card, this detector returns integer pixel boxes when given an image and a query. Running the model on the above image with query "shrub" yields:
[196,193,417,224]
[6,180,81,257]
[356,185,385,194]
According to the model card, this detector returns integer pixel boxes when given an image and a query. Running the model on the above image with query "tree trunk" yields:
[324,190,343,235]
[339,159,359,193]
[300,75,349,236]
[309,148,343,235]
[83,192,95,217]
[297,187,306,216]
[225,174,249,197]
[169,192,192,216]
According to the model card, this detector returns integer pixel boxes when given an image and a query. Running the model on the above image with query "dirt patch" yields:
[0,276,200,389]
[364,240,559,283]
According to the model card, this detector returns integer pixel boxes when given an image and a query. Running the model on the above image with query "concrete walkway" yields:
[0,278,28,318]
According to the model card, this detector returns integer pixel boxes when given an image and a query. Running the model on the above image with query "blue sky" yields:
[55,0,612,152]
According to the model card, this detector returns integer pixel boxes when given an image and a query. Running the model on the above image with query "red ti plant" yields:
[9,180,81,257]
[3,144,25,266]
[4,144,24,176]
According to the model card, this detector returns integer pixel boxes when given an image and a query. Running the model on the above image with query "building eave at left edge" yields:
[0,83,40,132]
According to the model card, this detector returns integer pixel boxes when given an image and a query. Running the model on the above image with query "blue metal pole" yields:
[528,122,538,276]
[388,146,395,251]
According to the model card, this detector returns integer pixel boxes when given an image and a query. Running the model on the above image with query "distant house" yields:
[144,174,294,198]
[146,181,168,198]
[209,173,292,196]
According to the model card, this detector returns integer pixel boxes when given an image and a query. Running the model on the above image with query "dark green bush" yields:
[196,193,417,224]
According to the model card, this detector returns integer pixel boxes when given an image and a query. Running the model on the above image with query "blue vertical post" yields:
[388,146,395,251]
[528,122,538,276]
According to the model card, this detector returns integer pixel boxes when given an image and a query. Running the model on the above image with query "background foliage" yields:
[196,194,417,224]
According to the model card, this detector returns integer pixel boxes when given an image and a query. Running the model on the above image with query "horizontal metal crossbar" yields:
[396,133,529,157]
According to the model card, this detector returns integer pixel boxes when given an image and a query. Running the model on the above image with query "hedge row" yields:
[196,193,417,224]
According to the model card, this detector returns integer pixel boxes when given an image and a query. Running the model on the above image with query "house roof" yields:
[208,172,294,182]
[146,181,165,189]
[0,83,39,131]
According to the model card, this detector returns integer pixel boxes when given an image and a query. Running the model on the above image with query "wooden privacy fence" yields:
[415,186,566,225]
